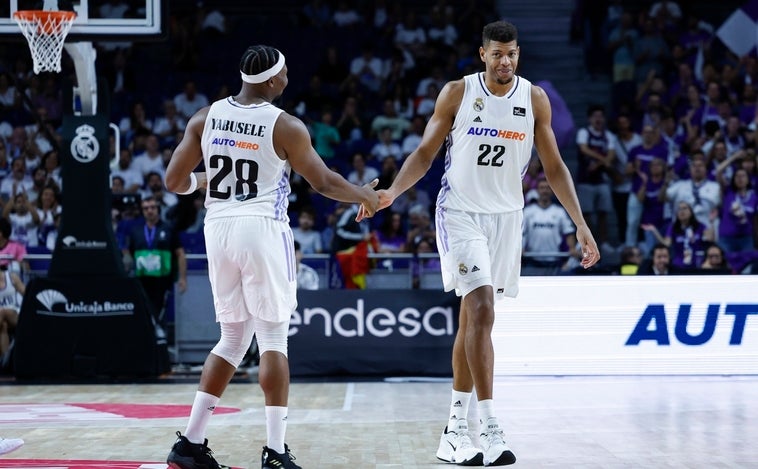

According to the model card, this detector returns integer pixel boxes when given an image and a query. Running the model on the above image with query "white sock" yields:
[265,406,288,454]
[449,389,472,426]
[478,399,497,432]
[184,391,219,444]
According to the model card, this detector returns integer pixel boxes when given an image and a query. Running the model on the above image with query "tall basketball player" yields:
[357,21,600,466]
[164,45,379,469]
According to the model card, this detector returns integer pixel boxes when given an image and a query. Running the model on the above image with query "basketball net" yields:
[13,10,76,74]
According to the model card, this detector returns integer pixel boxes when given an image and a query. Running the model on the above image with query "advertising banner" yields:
[494,276,758,375]
[289,290,460,377]
[14,276,168,379]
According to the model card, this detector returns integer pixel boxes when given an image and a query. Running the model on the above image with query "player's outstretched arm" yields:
[356,79,463,221]
[277,112,379,216]
[532,85,600,269]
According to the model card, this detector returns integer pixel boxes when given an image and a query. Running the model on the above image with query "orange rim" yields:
[13,10,76,34]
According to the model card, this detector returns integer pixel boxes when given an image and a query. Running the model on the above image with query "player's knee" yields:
[210,321,254,368]
[256,320,289,357]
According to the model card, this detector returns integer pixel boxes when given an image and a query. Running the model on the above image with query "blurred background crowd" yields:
[0,0,755,284]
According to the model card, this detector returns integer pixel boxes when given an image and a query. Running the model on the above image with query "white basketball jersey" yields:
[201,98,291,222]
[437,73,534,213]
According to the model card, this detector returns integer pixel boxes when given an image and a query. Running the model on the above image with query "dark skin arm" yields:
[166,107,378,214]
[532,85,600,268]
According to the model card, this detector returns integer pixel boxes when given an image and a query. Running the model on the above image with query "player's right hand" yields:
[357,179,380,219]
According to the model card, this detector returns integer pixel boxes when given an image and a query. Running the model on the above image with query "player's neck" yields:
[483,75,515,97]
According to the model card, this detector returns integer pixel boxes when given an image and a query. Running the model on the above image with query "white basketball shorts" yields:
[204,216,297,323]
[435,208,522,300]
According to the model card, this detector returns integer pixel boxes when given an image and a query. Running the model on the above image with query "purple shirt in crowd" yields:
[629,142,669,192]
[665,221,708,269]
[719,189,758,238]
[640,178,667,228]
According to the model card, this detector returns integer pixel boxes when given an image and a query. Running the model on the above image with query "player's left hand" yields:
[576,225,600,269]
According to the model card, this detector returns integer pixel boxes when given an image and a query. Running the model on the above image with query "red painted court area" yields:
[0,403,240,423]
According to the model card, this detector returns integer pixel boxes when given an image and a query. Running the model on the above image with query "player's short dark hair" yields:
[482,21,518,46]
[239,45,280,77]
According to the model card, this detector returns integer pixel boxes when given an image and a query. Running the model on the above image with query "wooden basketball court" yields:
[1,374,756,468]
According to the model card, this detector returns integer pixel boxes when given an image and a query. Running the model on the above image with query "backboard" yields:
[0,0,165,40]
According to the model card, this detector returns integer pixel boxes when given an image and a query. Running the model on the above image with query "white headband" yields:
[240,51,286,84]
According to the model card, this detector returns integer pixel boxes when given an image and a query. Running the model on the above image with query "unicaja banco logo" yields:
[36,289,68,311]
[61,235,107,249]
[34,289,135,317]
[70,124,99,163]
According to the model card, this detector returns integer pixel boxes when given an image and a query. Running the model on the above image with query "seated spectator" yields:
[643,201,712,270]
[700,243,732,273]
[393,185,431,216]
[118,101,153,146]
[27,166,47,204]
[152,100,186,148]
[36,186,61,247]
[415,83,439,120]
[3,192,40,247]
[666,152,721,227]
[412,236,440,289]
[132,134,165,178]
[292,206,323,254]
[370,127,403,163]
[522,178,578,269]
[40,150,61,190]
[349,43,383,94]
[393,11,426,58]
[309,109,341,160]
[332,0,361,27]
[0,158,33,202]
[141,171,178,220]
[618,245,643,275]
[335,96,365,142]
[637,243,677,275]
[402,115,425,158]
[716,166,757,253]
[370,99,411,140]
[0,265,26,363]
[406,204,435,249]
[111,148,144,193]
[0,218,28,273]
[0,141,11,182]
[173,80,209,121]
[636,157,668,255]
[294,241,320,290]
[373,211,407,253]
[376,156,398,190]
[347,152,380,186]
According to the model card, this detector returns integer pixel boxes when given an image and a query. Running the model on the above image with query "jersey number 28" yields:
[208,154,259,201]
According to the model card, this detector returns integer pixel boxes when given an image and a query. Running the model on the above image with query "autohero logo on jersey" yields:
[466,126,526,141]
[35,289,135,317]
[61,235,107,249]
[290,298,455,338]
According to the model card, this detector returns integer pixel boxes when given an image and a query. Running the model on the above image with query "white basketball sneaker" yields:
[480,417,516,466]
[0,437,24,455]
[436,418,484,466]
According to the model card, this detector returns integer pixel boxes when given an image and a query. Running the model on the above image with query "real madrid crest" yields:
[70,124,99,164]
[473,97,485,112]
[459,263,468,275]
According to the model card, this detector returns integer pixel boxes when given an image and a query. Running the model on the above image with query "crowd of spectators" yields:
[0,0,755,284]
[568,0,758,275]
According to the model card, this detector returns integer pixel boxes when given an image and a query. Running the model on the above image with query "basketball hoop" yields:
[13,10,77,74]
